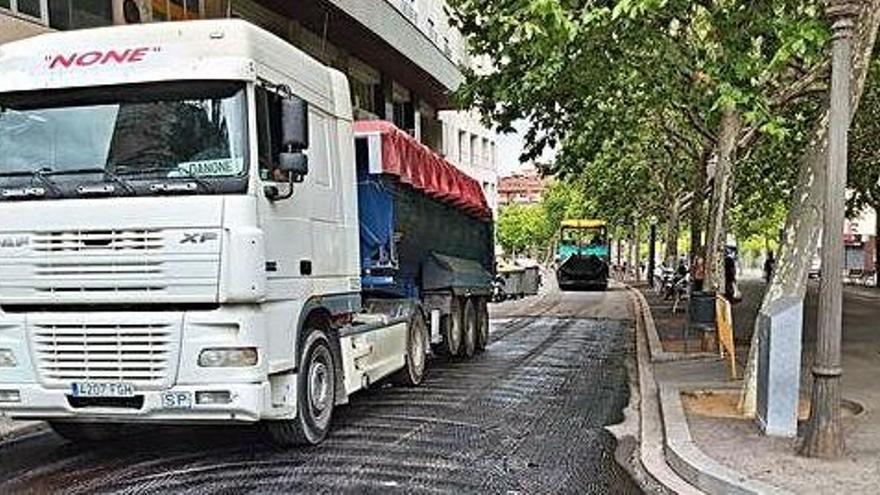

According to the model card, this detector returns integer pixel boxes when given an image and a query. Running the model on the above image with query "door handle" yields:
[300,260,313,276]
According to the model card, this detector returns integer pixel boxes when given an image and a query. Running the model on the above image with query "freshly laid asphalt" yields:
[0,288,641,494]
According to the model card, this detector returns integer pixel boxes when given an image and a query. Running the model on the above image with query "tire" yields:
[475,297,490,352]
[442,296,464,356]
[392,309,428,386]
[462,298,477,358]
[266,327,336,446]
[49,422,127,443]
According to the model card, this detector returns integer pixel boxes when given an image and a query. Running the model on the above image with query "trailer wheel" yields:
[392,309,428,386]
[462,298,478,358]
[441,296,464,356]
[266,327,336,446]
[475,297,490,352]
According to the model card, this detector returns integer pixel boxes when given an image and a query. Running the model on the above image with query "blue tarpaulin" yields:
[357,164,395,289]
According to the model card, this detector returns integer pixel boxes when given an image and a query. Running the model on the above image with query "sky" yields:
[495,120,556,177]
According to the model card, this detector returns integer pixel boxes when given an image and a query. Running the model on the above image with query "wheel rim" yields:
[307,346,333,428]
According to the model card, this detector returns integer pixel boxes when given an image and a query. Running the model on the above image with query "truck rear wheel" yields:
[475,297,490,352]
[266,327,336,446]
[392,309,428,386]
[462,298,478,358]
[442,296,464,356]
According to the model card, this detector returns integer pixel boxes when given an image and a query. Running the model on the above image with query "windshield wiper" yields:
[44,167,137,195]
[115,166,214,194]
[0,168,62,197]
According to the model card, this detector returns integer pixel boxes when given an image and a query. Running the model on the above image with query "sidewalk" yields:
[638,280,880,494]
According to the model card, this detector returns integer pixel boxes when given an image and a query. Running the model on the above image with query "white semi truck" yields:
[0,20,494,445]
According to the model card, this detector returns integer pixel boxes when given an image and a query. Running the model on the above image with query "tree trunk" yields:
[632,218,642,282]
[689,147,712,264]
[665,201,681,266]
[703,108,742,292]
[740,1,880,416]
[875,202,880,288]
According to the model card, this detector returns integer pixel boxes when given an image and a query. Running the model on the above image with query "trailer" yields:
[0,20,493,446]
[354,121,493,357]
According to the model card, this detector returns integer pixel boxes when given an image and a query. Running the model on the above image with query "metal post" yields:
[648,220,657,288]
[800,0,857,459]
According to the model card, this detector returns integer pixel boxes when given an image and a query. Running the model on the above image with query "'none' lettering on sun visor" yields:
[45,47,160,70]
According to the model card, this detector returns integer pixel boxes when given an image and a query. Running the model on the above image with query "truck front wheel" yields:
[266,327,336,446]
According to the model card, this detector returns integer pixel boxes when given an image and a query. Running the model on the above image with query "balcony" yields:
[259,0,462,108]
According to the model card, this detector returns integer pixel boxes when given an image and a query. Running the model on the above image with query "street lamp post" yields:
[800,0,858,459]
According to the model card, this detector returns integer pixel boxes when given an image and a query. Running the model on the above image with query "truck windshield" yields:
[0,81,248,198]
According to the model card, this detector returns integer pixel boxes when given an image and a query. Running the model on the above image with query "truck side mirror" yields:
[266,96,310,201]
[281,96,309,151]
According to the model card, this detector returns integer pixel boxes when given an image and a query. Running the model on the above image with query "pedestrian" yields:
[763,250,776,283]
[692,255,705,292]
[724,253,739,302]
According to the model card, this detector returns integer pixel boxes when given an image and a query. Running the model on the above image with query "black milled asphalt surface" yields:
[0,288,640,494]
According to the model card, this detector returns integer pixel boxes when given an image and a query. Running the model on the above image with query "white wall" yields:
[438,109,499,215]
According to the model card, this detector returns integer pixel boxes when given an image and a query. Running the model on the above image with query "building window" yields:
[48,0,112,30]
[426,18,438,43]
[350,78,378,116]
[458,130,466,165]
[470,134,478,166]
[1,0,48,23]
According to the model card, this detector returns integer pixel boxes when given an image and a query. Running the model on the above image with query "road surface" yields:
[0,287,640,494]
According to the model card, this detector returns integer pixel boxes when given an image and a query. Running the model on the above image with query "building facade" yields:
[0,0,499,212]
[498,166,548,207]
[844,209,877,275]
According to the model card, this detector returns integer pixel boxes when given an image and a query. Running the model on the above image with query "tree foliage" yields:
[448,0,829,255]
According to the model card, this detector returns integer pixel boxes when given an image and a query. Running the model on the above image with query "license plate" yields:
[71,382,135,398]
[162,391,193,409]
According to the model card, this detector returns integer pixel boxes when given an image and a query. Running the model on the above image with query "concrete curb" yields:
[630,288,718,363]
[658,383,792,495]
[625,286,702,494]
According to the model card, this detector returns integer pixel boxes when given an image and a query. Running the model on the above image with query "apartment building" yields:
[498,166,549,206]
[0,0,500,213]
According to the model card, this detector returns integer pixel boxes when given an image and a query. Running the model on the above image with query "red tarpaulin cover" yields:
[354,120,492,222]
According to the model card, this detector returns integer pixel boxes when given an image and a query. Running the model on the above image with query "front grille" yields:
[32,229,163,253]
[32,323,173,386]
[30,230,168,296]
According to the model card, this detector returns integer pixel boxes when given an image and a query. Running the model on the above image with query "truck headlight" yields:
[0,349,17,367]
[198,347,258,367]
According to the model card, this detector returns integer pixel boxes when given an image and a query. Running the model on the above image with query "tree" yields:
[741,1,880,417]
[448,2,828,294]
[496,204,549,257]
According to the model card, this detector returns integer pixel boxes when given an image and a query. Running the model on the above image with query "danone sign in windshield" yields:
[176,158,245,177]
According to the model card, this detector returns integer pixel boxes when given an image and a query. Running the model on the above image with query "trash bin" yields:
[689,291,717,351]
[688,291,716,327]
